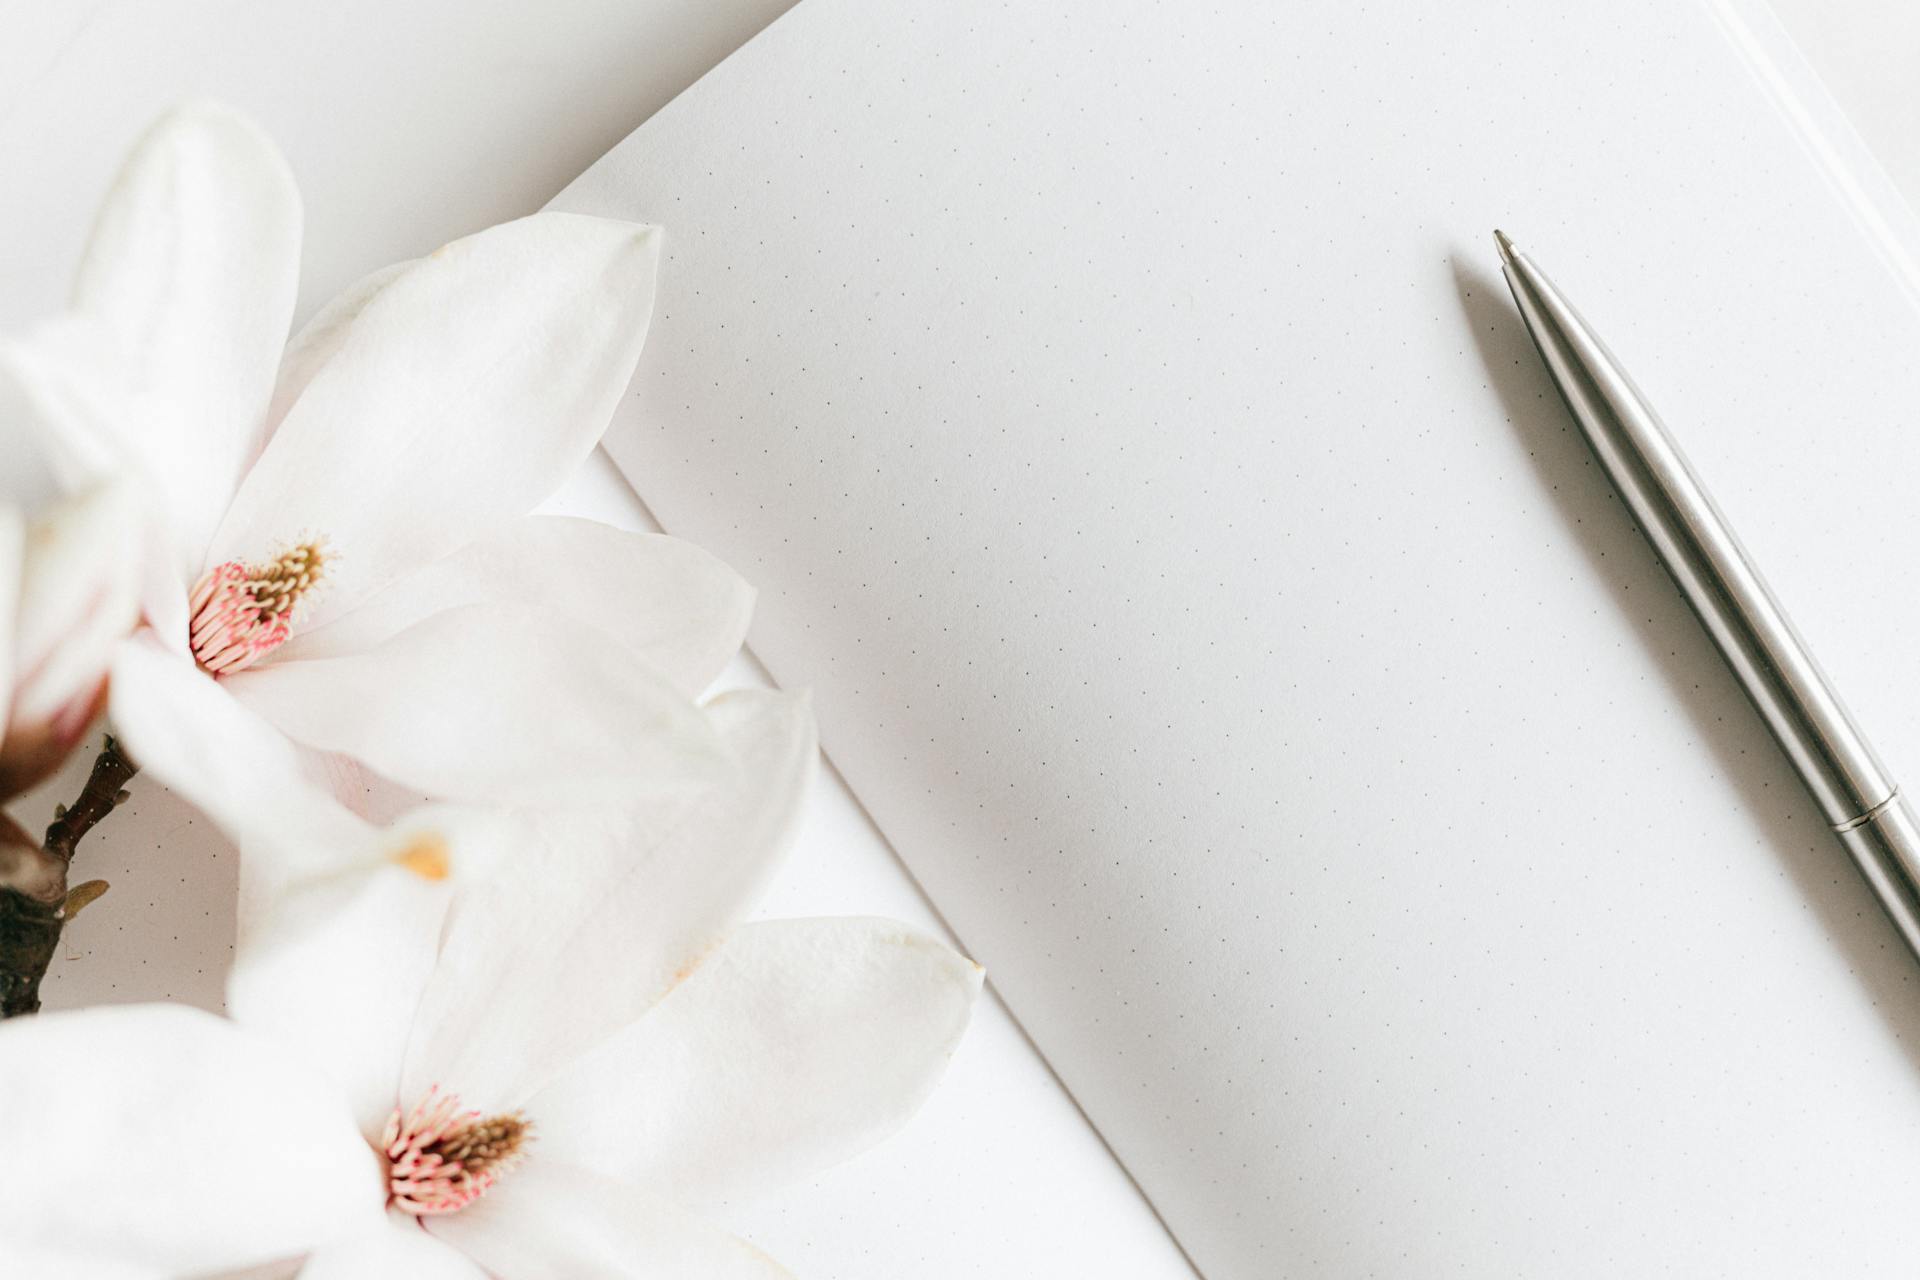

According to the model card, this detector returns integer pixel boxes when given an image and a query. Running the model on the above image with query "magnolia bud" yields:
[0,482,141,801]
[0,679,108,801]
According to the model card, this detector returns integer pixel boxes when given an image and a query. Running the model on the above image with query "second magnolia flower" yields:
[0,686,983,1278]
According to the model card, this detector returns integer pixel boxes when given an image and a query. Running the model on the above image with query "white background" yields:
[0,1,1912,1276]
[2,2,1910,329]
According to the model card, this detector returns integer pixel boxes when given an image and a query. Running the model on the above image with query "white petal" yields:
[399,689,816,1110]
[0,505,21,730]
[278,517,752,698]
[69,102,302,571]
[208,213,661,626]
[108,633,374,864]
[0,1247,159,1280]
[425,1160,791,1280]
[198,1261,301,1280]
[533,918,981,1205]
[10,479,142,726]
[0,508,53,800]
[0,319,123,504]
[0,484,141,797]
[0,331,196,649]
[266,260,414,433]
[0,1004,381,1275]
[0,345,60,509]
[224,603,727,805]
[298,1216,487,1280]
[227,861,454,1136]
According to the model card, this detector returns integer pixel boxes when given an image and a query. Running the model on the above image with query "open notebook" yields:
[550,0,1920,1273]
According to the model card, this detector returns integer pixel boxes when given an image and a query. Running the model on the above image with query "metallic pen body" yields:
[1497,231,1920,961]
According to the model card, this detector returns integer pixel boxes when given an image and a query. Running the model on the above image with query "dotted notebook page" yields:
[542,458,1198,1279]
[557,0,1920,1274]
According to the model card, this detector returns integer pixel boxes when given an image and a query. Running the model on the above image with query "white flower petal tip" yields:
[530,917,982,1206]
[706,683,819,770]
[120,98,293,166]
[395,685,817,1111]
[73,100,301,571]
[0,1004,380,1276]
[208,213,663,627]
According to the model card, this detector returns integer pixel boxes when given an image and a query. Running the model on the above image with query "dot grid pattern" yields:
[556,0,1920,1272]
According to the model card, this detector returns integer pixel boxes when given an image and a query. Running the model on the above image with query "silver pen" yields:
[1496,230,1920,963]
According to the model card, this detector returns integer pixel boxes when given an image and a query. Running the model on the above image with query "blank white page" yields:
[555,0,1920,1273]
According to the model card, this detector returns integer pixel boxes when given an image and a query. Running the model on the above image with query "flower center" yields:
[382,1086,532,1216]
[187,542,328,675]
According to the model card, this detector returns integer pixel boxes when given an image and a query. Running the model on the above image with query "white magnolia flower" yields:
[0,482,140,800]
[0,103,751,807]
[0,689,980,1279]
[105,631,513,926]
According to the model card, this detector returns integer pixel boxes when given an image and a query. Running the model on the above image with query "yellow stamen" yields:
[391,833,451,881]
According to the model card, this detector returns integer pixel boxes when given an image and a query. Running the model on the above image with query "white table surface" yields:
[0,1,1912,1275]
[3,1,1909,331]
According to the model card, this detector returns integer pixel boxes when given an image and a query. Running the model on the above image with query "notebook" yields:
[548,0,1920,1273]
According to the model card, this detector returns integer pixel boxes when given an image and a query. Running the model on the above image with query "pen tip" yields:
[1493,228,1517,265]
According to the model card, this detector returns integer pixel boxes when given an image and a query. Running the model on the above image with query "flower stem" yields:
[0,737,139,1018]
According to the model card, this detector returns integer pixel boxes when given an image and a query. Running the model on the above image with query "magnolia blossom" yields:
[0,482,140,801]
[0,687,981,1279]
[0,103,751,809]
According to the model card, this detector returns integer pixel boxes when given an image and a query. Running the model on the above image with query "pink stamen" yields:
[381,1086,532,1217]
[187,544,326,675]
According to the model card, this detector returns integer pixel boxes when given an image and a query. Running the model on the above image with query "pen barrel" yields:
[1503,240,1920,963]
[1836,796,1920,959]
[1501,251,1897,829]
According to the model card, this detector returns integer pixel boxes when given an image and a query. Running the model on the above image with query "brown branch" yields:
[42,737,138,864]
[0,737,138,1018]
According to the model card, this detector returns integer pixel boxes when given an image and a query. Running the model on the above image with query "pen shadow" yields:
[1450,256,1920,1077]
